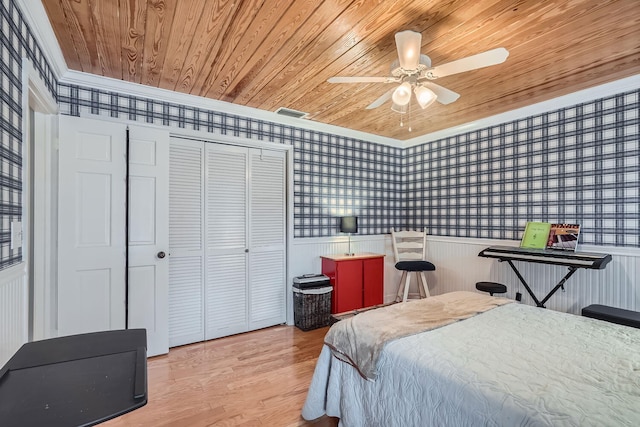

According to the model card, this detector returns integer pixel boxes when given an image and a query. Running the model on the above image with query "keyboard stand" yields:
[479,246,612,308]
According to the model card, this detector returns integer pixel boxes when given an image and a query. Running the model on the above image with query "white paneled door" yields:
[127,126,170,356]
[58,116,127,335]
[58,116,170,356]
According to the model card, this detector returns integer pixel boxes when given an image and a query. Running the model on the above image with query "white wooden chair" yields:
[391,228,435,302]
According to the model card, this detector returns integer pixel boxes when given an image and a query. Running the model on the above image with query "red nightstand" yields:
[321,253,384,314]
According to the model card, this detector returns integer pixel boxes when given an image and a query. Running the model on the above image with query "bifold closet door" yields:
[168,140,205,347]
[248,150,286,330]
[205,147,287,337]
[205,144,249,340]
[168,139,287,346]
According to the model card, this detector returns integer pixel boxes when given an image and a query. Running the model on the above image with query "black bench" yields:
[582,304,640,329]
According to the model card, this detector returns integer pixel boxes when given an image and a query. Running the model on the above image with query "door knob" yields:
[157,251,166,259]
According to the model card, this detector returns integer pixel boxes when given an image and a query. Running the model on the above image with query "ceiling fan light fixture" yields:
[414,85,437,109]
[327,29,507,127]
[391,102,408,114]
[395,30,422,70]
[392,82,412,106]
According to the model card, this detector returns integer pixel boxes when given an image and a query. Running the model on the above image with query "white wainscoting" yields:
[0,262,27,366]
[425,236,640,314]
[288,235,389,323]
[289,235,640,323]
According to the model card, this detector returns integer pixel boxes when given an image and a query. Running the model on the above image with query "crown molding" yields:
[403,73,640,148]
[59,69,402,147]
[15,0,68,79]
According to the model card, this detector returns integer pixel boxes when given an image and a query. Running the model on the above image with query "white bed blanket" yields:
[302,302,640,427]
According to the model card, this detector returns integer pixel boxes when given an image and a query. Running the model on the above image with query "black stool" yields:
[475,281,507,296]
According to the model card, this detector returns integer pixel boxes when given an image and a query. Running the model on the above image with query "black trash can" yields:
[293,274,332,331]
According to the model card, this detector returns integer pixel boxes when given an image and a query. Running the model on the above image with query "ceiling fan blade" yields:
[327,76,395,83]
[365,88,395,109]
[429,47,509,78]
[421,82,460,105]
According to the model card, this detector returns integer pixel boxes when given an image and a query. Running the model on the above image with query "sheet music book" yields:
[546,224,581,251]
[520,222,551,249]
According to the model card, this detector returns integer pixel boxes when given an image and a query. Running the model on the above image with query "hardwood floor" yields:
[104,325,338,427]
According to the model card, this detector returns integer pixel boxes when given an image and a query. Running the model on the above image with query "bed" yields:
[302,291,640,426]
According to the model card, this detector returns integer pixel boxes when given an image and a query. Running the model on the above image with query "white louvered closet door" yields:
[248,150,286,330]
[168,140,205,347]
[205,144,249,340]
[168,138,287,347]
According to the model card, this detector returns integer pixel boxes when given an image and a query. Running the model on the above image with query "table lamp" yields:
[340,216,358,256]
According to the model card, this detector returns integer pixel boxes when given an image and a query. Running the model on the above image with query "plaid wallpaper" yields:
[0,0,57,268]
[293,132,403,236]
[405,89,640,247]
[57,83,404,237]
[5,1,639,270]
[58,82,640,247]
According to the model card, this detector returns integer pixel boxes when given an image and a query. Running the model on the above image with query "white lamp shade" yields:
[414,85,437,109]
[391,102,408,114]
[392,82,412,106]
[395,30,422,70]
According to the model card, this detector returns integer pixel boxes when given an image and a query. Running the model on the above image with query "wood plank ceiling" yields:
[42,0,640,140]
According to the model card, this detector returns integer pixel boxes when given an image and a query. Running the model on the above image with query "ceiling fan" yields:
[327,30,509,113]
